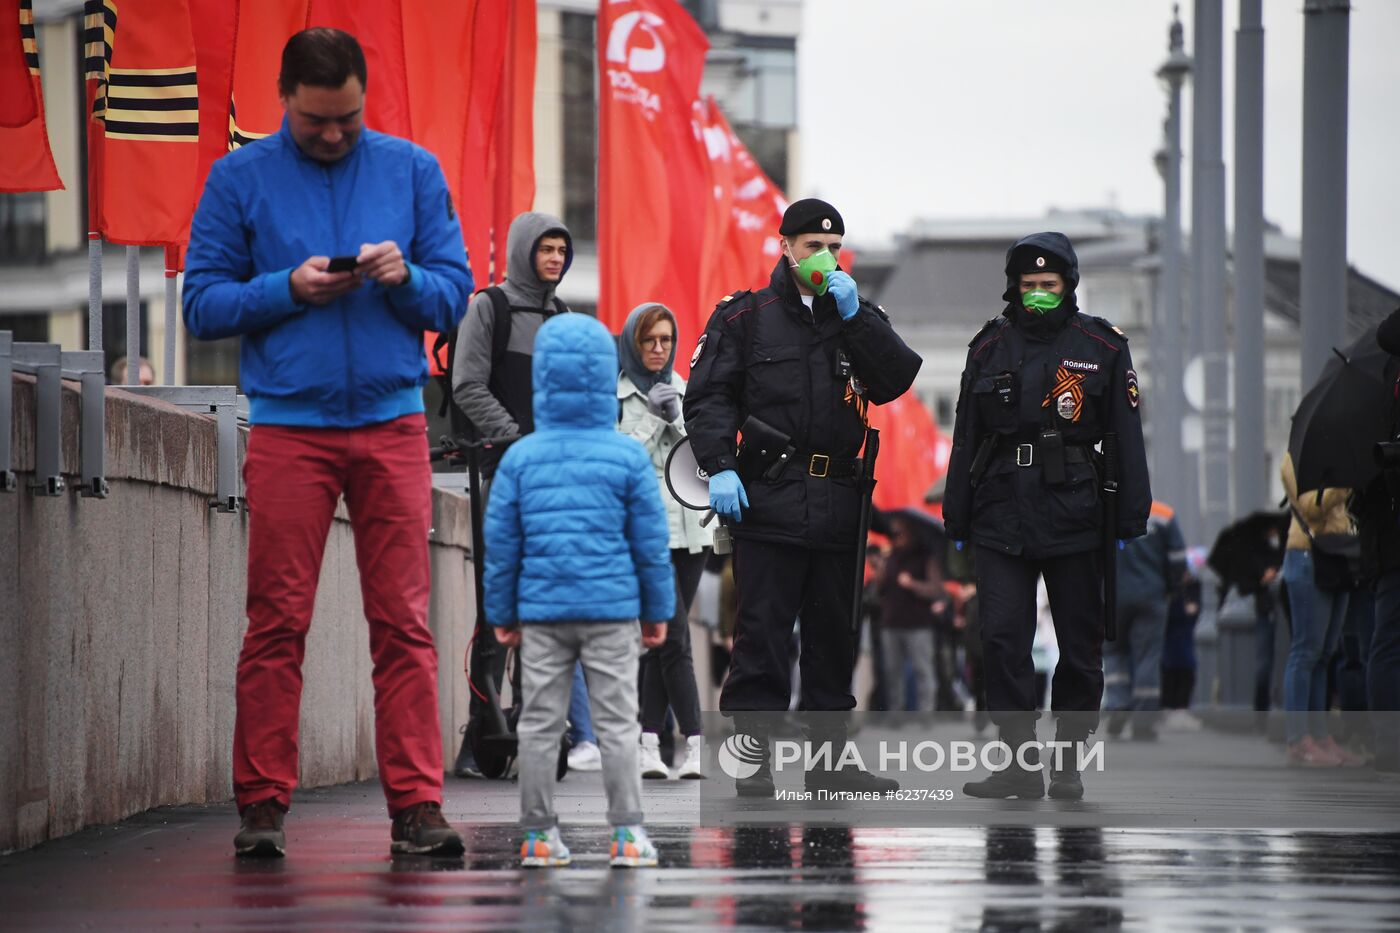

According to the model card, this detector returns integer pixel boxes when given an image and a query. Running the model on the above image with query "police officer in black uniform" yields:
[684,198,922,794]
[943,232,1150,801]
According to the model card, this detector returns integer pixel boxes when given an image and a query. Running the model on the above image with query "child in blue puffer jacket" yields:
[483,312,676,868]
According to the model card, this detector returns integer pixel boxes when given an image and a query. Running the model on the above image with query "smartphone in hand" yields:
[326,255,359,273]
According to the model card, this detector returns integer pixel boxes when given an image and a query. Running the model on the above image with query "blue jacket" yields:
[182,119,474,428]
[483,313,675,626]
[1118,502,1188,604]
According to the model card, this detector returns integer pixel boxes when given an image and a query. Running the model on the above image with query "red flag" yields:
[488,0,536,284]
[89,0,201,246]
[458,0,508,283]
[695,98,737,336]
[403,0,478,250]
[227,0,307,148]
[180,0,238,269]
[597,0,710,334]
[867,393,946,511]
[720,110,787,295]
[0,0,63,192]
[309,0,410,138]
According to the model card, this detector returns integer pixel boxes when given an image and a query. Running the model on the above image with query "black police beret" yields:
[1009,245,1070,277]
[779,198,844,236]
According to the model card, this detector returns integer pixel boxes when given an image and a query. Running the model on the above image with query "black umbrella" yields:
[1288,326,1394,493]
[1207,510,1288,597]
[871,506,946,548]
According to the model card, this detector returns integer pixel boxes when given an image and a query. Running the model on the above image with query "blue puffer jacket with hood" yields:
[483,313,676,626]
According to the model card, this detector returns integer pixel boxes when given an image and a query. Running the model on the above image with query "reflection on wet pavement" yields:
[6,791,1400,931]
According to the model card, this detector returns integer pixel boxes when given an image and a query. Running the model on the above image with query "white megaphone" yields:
[664,437,718,527]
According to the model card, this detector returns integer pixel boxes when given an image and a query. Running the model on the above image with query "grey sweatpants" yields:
[519,621,643,830]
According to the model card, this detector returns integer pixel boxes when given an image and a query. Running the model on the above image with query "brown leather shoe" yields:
[390,801,464,856]
[234,801,286,858]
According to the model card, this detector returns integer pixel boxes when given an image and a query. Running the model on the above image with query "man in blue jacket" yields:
[183,28,474,858]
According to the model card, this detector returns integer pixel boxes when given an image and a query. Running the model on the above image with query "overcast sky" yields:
[798,0,1400,292]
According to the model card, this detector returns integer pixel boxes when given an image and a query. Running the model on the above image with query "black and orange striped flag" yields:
[86,0,201,246]
[0,0,63,192]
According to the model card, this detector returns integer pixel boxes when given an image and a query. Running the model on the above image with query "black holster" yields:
[736,415,796,481]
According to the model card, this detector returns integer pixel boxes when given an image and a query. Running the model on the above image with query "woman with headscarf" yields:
[617,302,713,779]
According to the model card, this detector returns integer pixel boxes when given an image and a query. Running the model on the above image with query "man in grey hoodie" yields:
[450,211,573,444]
[450,211,577,780]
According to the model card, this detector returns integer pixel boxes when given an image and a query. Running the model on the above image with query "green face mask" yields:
[1021,289,1063,314]
[794,248,838,295]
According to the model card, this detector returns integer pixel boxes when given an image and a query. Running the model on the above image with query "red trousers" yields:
[233,414,443,816]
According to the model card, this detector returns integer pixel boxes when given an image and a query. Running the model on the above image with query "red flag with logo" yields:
[0,0,63,192]
[597,0,709,337]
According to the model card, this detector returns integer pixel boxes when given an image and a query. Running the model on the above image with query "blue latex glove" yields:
[954,540,966,552]
[708,470,749,523]
[1117,539,1127,551]
[827,270,859,320]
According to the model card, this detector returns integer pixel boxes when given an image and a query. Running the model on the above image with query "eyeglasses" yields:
[641,335,674,350]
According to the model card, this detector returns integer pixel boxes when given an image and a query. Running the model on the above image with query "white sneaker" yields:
[1161,709,1203,732]
[676,735,705,779]
[639,732,670,779]
[568,740,602,772]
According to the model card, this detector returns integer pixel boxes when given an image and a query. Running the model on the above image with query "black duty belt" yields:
[994,437,1093,468]
[799,452,861,479]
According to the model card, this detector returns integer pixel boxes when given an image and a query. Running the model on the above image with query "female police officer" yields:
[942,232,1150,801]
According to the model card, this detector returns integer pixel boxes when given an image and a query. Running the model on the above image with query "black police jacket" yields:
[683,259,922,551]
[942,302,1151,559]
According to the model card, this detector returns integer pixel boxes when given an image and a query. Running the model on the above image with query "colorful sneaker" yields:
[520,827,572,868]
[609,826,659,868]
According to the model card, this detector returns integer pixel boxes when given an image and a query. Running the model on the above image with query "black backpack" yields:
[432,286,568,444]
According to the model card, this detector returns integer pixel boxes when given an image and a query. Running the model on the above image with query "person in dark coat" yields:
[942,232,1151,802]
[683,198,922,795]
[1359,306,1400,772]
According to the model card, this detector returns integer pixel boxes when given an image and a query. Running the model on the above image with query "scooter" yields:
[430,435,569,781]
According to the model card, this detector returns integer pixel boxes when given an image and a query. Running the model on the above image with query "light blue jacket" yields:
[484,314,675,625]
[182,119,473,428]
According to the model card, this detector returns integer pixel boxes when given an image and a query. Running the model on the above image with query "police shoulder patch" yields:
[715,289,750,311]
[691,333,708,367]
[1087,315,1129,342]
[1126,369,1141,409]
[967,316,1005,349]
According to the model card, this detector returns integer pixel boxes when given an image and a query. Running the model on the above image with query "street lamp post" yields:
[1192,0,1232,544]
[1156,7,1191,534]
[1233,0,1267,513]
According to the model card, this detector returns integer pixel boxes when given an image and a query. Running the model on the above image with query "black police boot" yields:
[805,763,900,795]
[736,763,776,798]
[1047,727,1088,800]
[962,731,1044,800]
[1047,764,1084,800]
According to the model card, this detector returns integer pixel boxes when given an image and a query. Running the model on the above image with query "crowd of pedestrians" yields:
[185,26,1398,872]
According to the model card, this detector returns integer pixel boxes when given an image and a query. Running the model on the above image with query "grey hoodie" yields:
[450,211,573,437]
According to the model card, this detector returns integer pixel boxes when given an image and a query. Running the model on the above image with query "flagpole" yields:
[88,233,102,353]
[125,246,139,385]
[164,253,177,385]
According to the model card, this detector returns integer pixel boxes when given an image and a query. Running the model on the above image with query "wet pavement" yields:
[4,728,1400,931]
